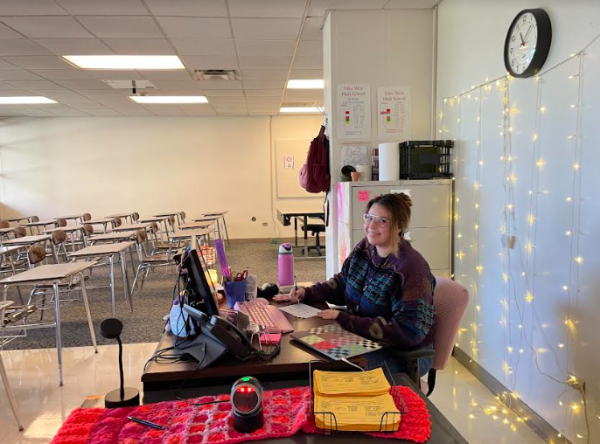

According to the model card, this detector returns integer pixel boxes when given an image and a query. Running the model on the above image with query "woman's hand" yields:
[317,309,340,320]
[273,287,306,303]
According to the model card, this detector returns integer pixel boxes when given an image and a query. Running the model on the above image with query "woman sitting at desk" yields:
[275,193,435,375]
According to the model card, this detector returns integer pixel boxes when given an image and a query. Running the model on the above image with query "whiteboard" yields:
[275,139,325,199]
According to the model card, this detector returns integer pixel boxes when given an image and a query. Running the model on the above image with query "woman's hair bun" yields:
[397,192,413,207]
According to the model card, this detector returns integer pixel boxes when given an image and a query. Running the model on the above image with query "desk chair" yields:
[13,227,26,238]
[391,277,469,395]
[131,230,174,297]
[50,230,69,262]
[0,221,9,229]
[301,224,326,256]
[132,212,140,222]
[83,213,92,222]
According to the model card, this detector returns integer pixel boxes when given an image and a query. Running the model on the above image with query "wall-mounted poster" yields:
[337,84,371,139]
[377,86,411,140]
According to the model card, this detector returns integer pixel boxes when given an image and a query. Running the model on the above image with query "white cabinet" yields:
[336,180,453,277]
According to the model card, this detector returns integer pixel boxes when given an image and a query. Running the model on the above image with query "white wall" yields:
[324,9,433,276]
[0,115,323,239]
[437,0,600,441]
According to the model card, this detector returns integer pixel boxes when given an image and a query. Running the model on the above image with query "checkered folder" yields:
[291,324,381,360]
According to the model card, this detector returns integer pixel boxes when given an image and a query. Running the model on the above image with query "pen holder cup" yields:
[225,280,247,309]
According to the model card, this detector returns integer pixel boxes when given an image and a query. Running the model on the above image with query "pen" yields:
[127,416,165,430]
[294,275,298,304]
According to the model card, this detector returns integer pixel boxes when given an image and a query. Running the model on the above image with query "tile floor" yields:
[0,343,546,444]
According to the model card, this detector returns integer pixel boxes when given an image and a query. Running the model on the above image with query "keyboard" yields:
[238,299,294,333]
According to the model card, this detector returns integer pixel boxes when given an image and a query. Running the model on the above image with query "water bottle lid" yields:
[279,243,293,254]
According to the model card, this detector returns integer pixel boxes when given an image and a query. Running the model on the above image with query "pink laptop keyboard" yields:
[238,299,294,333]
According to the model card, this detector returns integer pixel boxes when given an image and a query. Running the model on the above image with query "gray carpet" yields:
[1,242,326,350]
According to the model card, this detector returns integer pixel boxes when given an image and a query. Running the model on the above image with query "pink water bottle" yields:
[278,243,295,287]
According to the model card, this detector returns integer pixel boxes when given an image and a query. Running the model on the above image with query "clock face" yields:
[507,12,537,76]
[504,9,552,78]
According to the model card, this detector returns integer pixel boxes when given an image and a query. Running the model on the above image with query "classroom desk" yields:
[0,262,97,386]
[79,218,114,233]
[110,212,136,224]
[58,214,85,224]
[6,216,34,224]
[69,242,135,317]
[45,226,84,252]
[169,228,211,247]
[89,232,137,243]
[111,223,151,233]
[0,227,15,241]
[23,219,57,235]
[276,209,325,259]
[179,221,215,231]
[153,211,185,228]
[2,234,58,262]
[200,211,230,247]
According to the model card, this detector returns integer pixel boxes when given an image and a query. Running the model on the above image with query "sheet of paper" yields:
[338,84,371,139]
[377,86,411,141]
[314,393,400,431]
[279,303,320,319]
[341,144,370,167]
[314,368,390,396]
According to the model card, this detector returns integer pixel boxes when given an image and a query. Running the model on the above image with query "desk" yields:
[69,242,135,317]
[277,209,325,259]
[23,219,57,235]
[111,223,151,233]
[169,228,211,247]
[6,216,34,224]
[45,226,84,252]
[179,221,214,231]
[110,212,136,224]
[79,218,114,233]
[0,262,97,386]
[58,214,85,224]
[200,211,230,247]
[89,232,137,243]
[154,211,185,229]
[2,234,58,262]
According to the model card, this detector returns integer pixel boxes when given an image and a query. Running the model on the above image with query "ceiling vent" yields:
[103,80,156,90]
[195,69,240,81]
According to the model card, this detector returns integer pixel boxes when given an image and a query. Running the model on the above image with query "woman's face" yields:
[364,203,393,248]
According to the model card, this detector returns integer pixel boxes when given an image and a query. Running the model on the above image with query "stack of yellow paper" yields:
[313,368,401,432]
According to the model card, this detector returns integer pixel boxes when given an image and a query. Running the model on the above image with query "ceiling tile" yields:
[6,79,63,89]
[0,70,43,81]
[150,80,206,90]
[246,97,282,104]
[0,39,52,56]
[1,17,94,39]
[0,1,69,16]
[35,39,114,55]
[308,0,389,16]
[232,19,301,40]
[241,69,288,80]
[78,17,164,39]
[156,17,231,39]
[195,80,242,90]
[103,39,175,55]
[203,89,244,97]
[55,79,113,90]
[297,40,322,57]
[85,70,145,80]
[301,17,324,40]
[385,0,439,9]
[217,110,248,115]
[228,0,307,18]
[55,0,148,15]
[32,69,93,80]
[180,104,218,116]
[0,81,18,90]
[103,103,153,115]
[15,109,55,116]
[239,56,291,69]
[292,56,322,69]
[284,89,324,101]
[244,89,283,96]
[4,56,74,69]
[236,40,296,57]
[249,112,275,115]
[243,79,286,89]
[45,106,89,116]
[85,108,122,116]
[32,89,95,103]
[171,39,236,56]
[72,89,131,103]
[140,70,193,81]
[141,104,187,116]
[145,0,227,17]
[181,55,238,70]
[0,22,22,38]
[290,69,322,79]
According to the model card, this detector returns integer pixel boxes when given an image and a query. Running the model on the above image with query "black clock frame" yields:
[504,8,552,78]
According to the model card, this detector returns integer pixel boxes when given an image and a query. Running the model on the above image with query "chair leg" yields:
[426,369,437,396]
[0,353,23,431]
[405,358,420,388]
[130,264,142,297]
[140,266,149,290]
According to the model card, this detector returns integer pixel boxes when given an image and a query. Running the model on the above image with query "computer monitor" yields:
[183,248,220,318]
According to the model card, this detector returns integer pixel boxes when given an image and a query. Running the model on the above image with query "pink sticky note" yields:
[358,190,370,202]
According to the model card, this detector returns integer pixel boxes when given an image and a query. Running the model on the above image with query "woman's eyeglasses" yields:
[362,213,390,226]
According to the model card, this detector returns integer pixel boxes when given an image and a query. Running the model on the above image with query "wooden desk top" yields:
[79,218,113,225]
[277,209,325,217]
[89,232,136,242]
[0,245,21,256]
[0,262,94,285]
[201,211,228,216]
[154,211,184,218]
[24,220,57,227]
[6,216,33,222]
[179,221,215,230]
[69,241,135,258]
[110,213,135,219]
[139,216,168,223]
[143,301,346,387]
[0,227,15,234]
[45,226,82,234]
[192,216,220,222]
[111,223,150,232]
[58,214,84,220]
[169,228,210,240]
[2,234,51,246]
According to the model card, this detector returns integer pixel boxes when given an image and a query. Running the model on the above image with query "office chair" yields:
[390,277,469,395]
[302,224,326,256]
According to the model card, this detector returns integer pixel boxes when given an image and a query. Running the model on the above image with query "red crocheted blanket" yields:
[50,385,431,444]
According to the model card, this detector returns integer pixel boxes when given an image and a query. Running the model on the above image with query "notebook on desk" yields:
[291,324,381,360]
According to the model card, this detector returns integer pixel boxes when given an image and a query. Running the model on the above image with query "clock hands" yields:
[519,32,526,47]
[524,25,533,42]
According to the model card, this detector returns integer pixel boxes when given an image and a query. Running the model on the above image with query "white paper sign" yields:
[341,144,370,167]
[377,86,411,140]
[338,84,371,139]
[283,154,294,170]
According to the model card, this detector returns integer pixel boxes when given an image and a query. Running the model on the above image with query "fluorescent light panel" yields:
[0,96,57,104]
[287,79,324,89]
[130,96,208,104]
[280,106,322,114]
[64,55,185,70]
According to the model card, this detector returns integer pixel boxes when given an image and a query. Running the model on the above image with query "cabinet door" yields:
[406,227,450,270]
[351,183,450,228]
